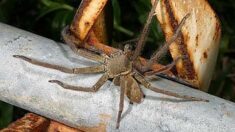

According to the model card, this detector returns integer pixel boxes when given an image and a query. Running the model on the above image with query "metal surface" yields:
[0,23,234,132]
[154,0,221,91]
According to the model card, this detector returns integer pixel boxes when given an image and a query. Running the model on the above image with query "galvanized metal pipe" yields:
[0,23,234,132]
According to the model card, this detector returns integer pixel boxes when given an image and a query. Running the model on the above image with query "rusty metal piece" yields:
[92,0,113,44]
[92,10,109,44]
[0,113,105,132]
[70,0,108,41]
[0,113,50,132]
[153,0,221,91]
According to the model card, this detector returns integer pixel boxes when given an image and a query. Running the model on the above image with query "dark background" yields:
[0,0,235,128]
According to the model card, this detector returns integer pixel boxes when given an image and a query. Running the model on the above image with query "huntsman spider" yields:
[13,0,208,129]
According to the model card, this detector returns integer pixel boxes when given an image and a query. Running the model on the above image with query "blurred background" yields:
[0,0,234,128]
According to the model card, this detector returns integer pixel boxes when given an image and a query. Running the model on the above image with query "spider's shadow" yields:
[145,95,198,103]
[121,102,133,120]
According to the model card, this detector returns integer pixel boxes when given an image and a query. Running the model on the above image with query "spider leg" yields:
[113,77,120,86]
[133,72,209,102]
[131,0,159,60]
[115,38,138,46]
[49,74,109,92]
[116,76,126,129]
[61,26,107,63]
[143,56,183,76]
[13,55,105,74]
[144,62,175,76]
[77,49,107,63]
[144,13,190,71]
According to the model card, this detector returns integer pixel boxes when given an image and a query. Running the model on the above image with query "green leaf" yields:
[37,0,74,20]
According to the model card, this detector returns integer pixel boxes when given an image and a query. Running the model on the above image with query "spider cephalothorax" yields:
[105,51,133,78]
[13,0,208,129]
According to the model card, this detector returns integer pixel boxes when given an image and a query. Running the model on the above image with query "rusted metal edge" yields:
[153,0,221,91]
[70,0,108,41]
[1,113,104,132]
[0,113,50,132]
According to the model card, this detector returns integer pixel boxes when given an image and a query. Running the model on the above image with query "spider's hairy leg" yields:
[62,26,106,63]
[143,13,190,71]
[49,74,109,92]
[131,0,159,60]
[133,72,209,102]
[116,76,125,129]
[144,60,176,76]
[77,49,107,63]
[13,55,105,74]
[144,56,183,76]
[61,26,80,53]
[114,38,138,47]
[113,77,120,86]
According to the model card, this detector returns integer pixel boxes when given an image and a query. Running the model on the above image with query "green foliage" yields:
[208,0,235,101]
[0,0,235,128]
[36,0,76,39]
[0,102,13,129]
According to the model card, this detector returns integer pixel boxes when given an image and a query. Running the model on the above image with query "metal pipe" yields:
[0,23,234,131]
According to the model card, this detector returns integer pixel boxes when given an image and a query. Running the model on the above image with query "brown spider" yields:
[13,0,208,129]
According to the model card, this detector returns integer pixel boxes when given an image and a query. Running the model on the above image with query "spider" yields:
[13,0,208,129]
